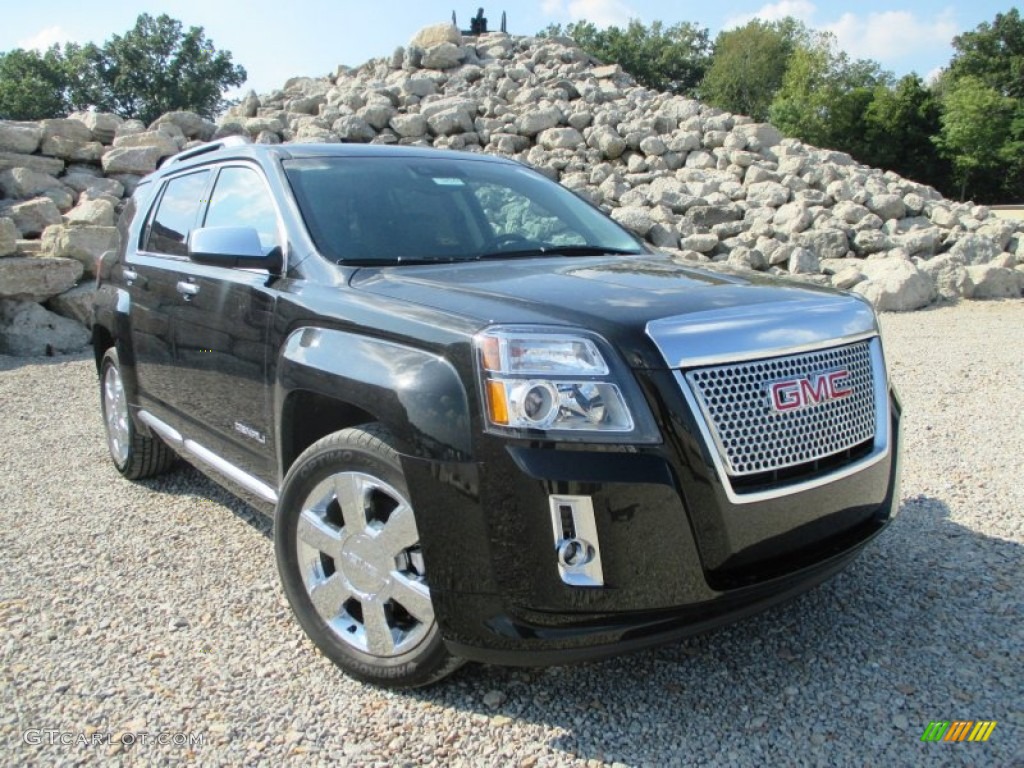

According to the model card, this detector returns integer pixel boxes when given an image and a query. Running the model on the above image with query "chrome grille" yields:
[684,341,876,477]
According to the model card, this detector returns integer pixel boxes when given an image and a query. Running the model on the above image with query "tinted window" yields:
[204,166,281,252]
[146,171,210,256]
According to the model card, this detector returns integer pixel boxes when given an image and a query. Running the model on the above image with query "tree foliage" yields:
[935,76,1019,200]
[701,19,805,121]
[0,46,85,120]
[947,8,1024,98]
[768,34,892,152]
[542,19,711,96]
[0,14,245,123]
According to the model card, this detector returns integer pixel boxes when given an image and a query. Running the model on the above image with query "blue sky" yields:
[1,1,1014,97]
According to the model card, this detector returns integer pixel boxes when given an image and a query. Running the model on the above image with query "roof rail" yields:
[163,135,251,167]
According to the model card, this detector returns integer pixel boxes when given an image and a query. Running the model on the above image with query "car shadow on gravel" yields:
[406,495,1022,764]
[141,461,273,539]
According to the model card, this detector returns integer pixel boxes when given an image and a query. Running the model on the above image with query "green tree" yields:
[541,19,712,96]
[948,8,1024,98]
[935,75,1018,200]
[768,35,891,152]
[861,75,949,190]
[84,14,246,124]
[701,19,806,121]
[0,46,76,120]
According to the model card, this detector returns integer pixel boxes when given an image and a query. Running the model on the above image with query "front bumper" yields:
[403,391,902,666]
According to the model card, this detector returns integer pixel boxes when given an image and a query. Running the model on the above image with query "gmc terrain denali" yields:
[92,140,902,687]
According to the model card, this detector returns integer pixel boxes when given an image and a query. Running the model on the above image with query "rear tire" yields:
[275,424,462,687]
[99,348,176,480]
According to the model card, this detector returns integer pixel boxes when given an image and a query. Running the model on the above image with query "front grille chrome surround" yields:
[685,341,876,477]
[671,337,888,505]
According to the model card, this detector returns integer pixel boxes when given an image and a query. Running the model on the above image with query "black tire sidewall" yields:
[274,428,452,687]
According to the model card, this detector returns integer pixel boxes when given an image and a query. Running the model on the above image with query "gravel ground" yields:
[1,300,1022,767]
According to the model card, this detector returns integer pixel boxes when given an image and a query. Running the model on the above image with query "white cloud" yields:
[824,9,958,65]
[16,26,74,52]
[724,0,817,30]
[541,0,636,28]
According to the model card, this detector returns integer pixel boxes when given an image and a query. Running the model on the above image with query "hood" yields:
[350,254,869,368]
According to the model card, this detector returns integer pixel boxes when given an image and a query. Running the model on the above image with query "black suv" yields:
[93,140,902,687]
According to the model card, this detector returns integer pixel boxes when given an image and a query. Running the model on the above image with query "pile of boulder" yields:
[1,23,1022,355]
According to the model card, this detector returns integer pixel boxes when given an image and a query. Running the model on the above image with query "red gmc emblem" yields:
[768,370,852,412]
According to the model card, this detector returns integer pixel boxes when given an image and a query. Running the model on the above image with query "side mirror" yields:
[188,226,282,273]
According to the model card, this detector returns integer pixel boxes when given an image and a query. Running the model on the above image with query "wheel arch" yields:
[275,327,474,480]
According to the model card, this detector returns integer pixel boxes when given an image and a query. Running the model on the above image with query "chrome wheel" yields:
[296,471,433,658]
[102,362,131,466]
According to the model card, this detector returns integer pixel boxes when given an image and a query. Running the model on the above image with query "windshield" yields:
[282,155,644,265]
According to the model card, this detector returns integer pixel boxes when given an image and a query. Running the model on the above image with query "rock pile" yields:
[1,23,1022,354]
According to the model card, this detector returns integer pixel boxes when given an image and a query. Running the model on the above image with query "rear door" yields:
[126,169,212,417]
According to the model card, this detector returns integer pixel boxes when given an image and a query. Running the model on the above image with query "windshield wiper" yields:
[475,245,643,261]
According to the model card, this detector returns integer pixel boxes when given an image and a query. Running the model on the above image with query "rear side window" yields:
[145,171,211,256]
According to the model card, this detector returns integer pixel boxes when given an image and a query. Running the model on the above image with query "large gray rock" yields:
[112,130,181,157]
[39,118,99,160]
[966,264,1022,299]
[389,113,428,138]
[426,108,474,136]
[332,116,376,142]
[537,127,584,150]
[40,225,118,276]
[732,123,784,149]
[3,198,63,237]
[0,168,68,200]
[0,299,90,355]
[65,199,116,227]
[101,146,164,175]
[0,121,43,154]
[151,111,215,141]
[586,125,626,159]
[516,107,562,137]
[948,233,1001,266]
[0,217,17,256]
[0,256,83,302]
[71,111,123,144]
[46,283,97,328]
[793,230,850,261]
[0,151,64,176]
[919,254,970,300]
[611,206,654,236]
[421,43,465,70]
[61,173,124,200]
[411,23,461,49]
[853,257,936,311]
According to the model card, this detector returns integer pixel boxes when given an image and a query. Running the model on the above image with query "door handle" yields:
[176,281,200,300]
[122,268,138,285]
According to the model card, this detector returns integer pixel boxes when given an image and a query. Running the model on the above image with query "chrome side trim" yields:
[673,337,891,504]
[138,409,183,447]
[646,295,879,369]
[184,439,279,505]
[136,409,278,504]
[548,495,604,586]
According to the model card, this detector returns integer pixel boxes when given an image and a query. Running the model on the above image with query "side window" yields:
[203,166,281,253]
[145,171,210,256]
[472,182,587,246]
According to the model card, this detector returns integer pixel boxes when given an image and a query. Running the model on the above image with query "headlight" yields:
[475,327,655,440]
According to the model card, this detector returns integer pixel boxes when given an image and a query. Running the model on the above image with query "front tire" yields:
[275,425,462,687]
[99,348,176,480]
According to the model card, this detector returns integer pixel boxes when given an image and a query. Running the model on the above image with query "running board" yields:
[138,409,279,504]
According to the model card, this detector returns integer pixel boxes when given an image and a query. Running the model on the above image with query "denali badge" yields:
[768,370,852,412]
[234,421,267,444]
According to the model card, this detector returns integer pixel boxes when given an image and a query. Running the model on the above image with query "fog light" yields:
[557,538,593,567]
